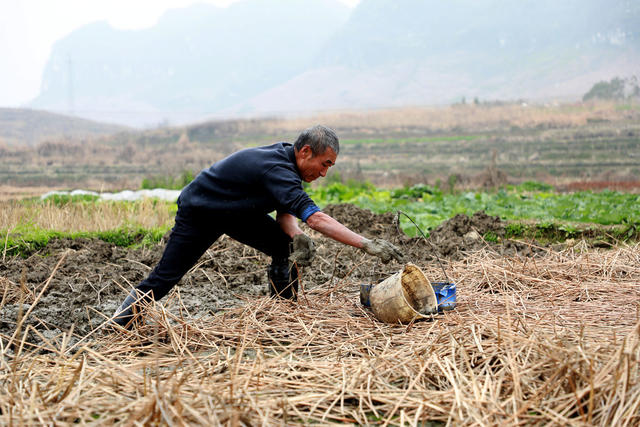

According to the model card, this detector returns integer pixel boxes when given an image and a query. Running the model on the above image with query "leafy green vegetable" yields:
[307,182,640,236]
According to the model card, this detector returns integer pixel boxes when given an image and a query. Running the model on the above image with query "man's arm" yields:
[277,212,315,266]
[276,212,304,238]
[306,211,404,263]
[305,211,365,248]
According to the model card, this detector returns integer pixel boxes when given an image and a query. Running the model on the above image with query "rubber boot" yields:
[268,260,298,300]
[111,289,151,329]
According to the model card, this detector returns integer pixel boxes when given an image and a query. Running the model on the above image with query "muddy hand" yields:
[289,234,315,267]
[361,238,405,264]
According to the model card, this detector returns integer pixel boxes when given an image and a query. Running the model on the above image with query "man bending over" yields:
[113,125,404,327]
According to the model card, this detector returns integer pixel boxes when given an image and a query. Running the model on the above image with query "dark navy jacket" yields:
[178,142,320,222]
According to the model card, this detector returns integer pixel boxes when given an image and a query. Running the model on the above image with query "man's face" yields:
[296,145,337,183]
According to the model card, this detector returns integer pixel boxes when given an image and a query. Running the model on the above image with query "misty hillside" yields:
[243,0,640,112]
[0,108,128,147]
[30,0,639,126]
[30,0,350,127]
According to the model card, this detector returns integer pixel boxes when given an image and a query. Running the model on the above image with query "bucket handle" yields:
[396,210,452,284]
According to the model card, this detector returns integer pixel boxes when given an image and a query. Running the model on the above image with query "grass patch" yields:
[41,193,100,205]
[1,225,170,257]
[504,220,639,245]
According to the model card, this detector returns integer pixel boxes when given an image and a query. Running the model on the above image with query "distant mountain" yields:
[31,0,639,126]
[30,0,350,127]
[318,0,640,67]
[0,108,128,147]
[240,0,640,112]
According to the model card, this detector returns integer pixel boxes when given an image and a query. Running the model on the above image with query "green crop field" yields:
[2,181,638,257]
[307,181,640,239]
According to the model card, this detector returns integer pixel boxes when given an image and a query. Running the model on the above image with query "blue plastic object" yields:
[360,283,373,307]
[431,282,457,311]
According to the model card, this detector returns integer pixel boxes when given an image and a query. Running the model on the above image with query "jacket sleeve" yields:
[262,164,320,222]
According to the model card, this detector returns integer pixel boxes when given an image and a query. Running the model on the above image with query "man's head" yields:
[294,125,339,183]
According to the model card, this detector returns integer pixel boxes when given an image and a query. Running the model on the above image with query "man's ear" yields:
[300,145,313,158]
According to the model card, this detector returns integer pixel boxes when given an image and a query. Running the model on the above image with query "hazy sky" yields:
[0,0,360,108]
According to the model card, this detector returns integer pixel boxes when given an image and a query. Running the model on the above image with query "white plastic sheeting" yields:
[40,188,181,202]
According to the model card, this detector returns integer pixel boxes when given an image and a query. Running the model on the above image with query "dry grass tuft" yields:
[1,244,639,425]
[0,198,174,233]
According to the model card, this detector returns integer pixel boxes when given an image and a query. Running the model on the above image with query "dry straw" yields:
[0,198,174,234]
[1,243,639,425]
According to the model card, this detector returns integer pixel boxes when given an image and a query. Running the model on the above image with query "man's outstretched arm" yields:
[306,212,404,263]
[305,211,365,248]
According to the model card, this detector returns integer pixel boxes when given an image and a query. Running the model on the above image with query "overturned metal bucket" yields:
[368,263,438,324]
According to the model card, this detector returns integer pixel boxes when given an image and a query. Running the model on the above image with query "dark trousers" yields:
[135,207,292,301]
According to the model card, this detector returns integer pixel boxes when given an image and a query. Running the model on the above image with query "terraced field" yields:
[1,102,639,190]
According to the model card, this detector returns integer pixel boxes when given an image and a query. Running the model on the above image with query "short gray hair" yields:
[293,125,339,156]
